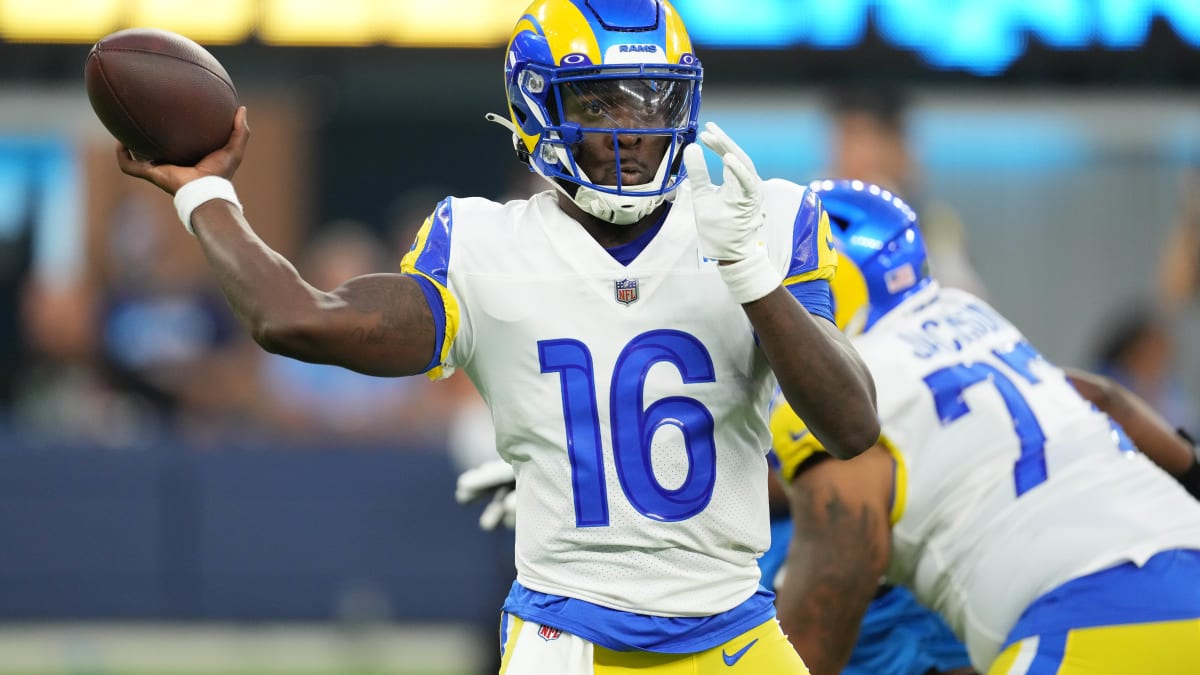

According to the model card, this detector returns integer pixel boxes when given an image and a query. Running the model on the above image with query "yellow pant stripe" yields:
[988,618,1200,675]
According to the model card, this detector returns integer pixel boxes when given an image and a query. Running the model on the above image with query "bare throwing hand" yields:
[116,106,250,196]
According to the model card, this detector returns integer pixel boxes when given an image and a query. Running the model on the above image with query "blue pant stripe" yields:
[1028,631,1067,674]
[499,611,510,661]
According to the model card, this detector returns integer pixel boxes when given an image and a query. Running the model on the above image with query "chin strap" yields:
[485,112,530,164]
[573,185,665,225]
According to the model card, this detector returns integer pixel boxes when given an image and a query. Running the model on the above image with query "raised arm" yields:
[116,107,438,377]
[682,123,878,459]
[745,290,878,459]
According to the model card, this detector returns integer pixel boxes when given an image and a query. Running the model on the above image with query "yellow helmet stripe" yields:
[661,0,693,62]
[524,0,601,64]
[507,1,601,154]
[829,245,870,334]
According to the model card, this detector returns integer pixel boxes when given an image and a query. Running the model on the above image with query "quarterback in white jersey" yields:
[770,180,1200,675]
[112,1,880,673]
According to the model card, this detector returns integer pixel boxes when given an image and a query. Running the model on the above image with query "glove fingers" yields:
[502,490,517,529]
[682,143,712,190]
[479,485,512,531]
[722,152,759,198]
[456,459,516,503]
[701,122,757,176]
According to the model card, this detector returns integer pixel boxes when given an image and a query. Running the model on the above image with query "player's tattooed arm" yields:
[189,200,436,376]
[745,290,879,459]
[776,448,893,675]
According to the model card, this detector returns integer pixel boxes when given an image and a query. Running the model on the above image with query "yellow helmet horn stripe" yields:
[507,0,601,155]
[830,245,870,335]
[661,0,693,62]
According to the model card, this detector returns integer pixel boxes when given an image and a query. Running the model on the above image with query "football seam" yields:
[97,46,237,98]
[90,51,169,161]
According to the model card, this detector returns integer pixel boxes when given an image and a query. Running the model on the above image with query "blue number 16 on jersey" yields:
[539,329,718,528]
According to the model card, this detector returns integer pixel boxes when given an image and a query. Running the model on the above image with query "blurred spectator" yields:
[1091,304,1198,432]
[1158,166,1200,310]
[826,87,990,298]
[0,173,33,411]
[255,220,455,445]
[2,138,156,445]
[91,190,259,443]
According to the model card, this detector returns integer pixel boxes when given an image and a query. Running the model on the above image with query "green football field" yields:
[0,623,486,675]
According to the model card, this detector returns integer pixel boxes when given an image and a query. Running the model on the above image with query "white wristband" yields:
[718,250,782,304]
[173,176,243,235]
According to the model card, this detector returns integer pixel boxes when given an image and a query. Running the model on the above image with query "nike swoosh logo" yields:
[826,236,836,251]
[789,429,811,442]
[722,638,759,666]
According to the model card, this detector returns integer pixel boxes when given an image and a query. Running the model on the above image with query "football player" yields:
[113,1,880,673]
[770,179,1200,675]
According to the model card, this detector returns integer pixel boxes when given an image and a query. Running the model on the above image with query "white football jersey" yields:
[402,181,838,617]
[857,283,1200,669]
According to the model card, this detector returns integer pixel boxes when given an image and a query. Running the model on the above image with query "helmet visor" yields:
[558,78,694,131]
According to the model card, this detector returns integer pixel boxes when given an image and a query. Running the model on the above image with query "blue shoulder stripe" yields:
[786,188,830,278]
[413,198,453,287]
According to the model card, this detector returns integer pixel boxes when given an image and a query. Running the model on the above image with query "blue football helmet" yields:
[499,0,703,224]
[810,179,931,334]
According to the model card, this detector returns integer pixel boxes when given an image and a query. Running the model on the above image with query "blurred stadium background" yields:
[1,1,1199,673]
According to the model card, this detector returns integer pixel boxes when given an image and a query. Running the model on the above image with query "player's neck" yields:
[556,193,668,249]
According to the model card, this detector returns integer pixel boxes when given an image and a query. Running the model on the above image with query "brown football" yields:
[85,28,238,166]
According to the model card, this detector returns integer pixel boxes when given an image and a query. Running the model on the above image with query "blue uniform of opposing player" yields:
[770,180,1200,675]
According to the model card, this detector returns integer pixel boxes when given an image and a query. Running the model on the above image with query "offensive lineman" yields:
[771,179,1200,674]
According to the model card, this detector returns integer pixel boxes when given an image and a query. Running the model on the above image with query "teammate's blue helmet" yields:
[502,0,702,224]
[810,179,931,334]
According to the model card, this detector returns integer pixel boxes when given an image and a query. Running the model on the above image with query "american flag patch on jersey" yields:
[614,278,639,305]
[537,624,562,642]
[885,263,917,294]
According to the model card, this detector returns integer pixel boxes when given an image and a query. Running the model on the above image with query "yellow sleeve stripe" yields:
[411,273,460,381]
[400,212,460,381]
[784,210,839,286]
[769,400,829,483]
[783,263,837,286]
[877,435,909,525]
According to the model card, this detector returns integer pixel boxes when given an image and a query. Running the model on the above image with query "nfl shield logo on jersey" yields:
[614,278,639,305]
[537,624,562,642]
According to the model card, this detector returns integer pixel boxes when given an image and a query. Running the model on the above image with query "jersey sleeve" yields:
[769,397,831,482]
[770,395,907,525]
[399,197,464,381]
[783,188,838,284]
[782,188,839,322]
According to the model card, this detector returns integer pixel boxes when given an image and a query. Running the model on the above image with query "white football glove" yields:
[455,459,517,531]
[682,122,781,304]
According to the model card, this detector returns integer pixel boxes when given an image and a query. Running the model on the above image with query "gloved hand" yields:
[455,459,517,531]
[682,122,780,304]
[682,121,765,262]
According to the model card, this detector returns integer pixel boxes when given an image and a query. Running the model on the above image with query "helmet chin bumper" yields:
[573,186,668,225]
[568,151,676,225]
